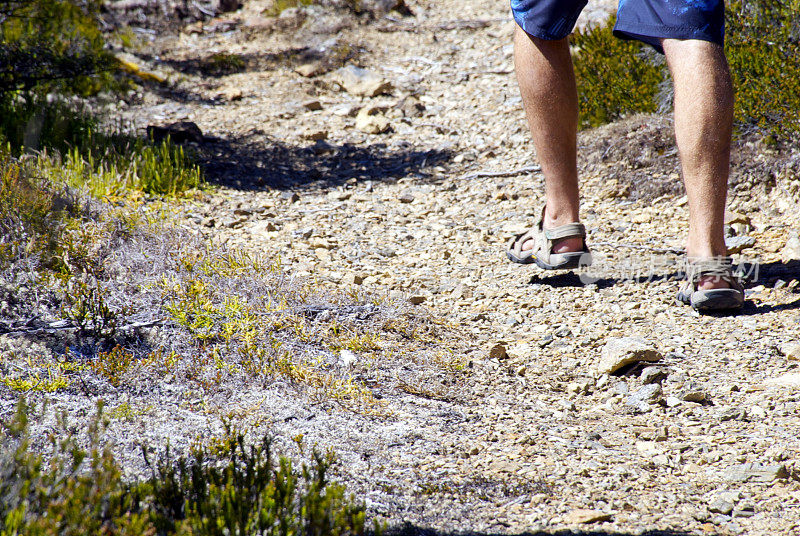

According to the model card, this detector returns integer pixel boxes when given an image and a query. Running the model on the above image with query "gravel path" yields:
[64,0,800,534]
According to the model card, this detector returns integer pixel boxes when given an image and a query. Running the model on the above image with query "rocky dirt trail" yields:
[107,0,800,533]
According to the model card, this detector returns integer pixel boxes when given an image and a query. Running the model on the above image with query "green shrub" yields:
[571,14,665,129]
[0,401,371,536]
[572,1,800,139]
[726,0,800,139]
[201,52,246,76]
[0,401,151,536]
[0,0,116,97]
[0,97,96,153]
[0,153,83,274]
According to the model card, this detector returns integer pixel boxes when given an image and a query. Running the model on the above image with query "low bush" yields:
[0,401,371,536]
[571,14,665,130]
[572,0,800,139]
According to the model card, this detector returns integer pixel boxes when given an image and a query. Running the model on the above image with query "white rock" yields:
[333,65,392,97]
[781,233,800,262]
[764,373,800,389]
[780,343,800,361]
[595,337,662,375]
[339,349,357,367]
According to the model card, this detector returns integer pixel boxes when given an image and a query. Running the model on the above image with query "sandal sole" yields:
[507,250,592,270]
[690,289,744,312]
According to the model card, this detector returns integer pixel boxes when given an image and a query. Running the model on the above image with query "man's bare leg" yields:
[513,26,582,254]
[663,39,734,290]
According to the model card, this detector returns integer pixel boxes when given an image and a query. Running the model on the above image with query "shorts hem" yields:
[613,21,724,53]
[512,14,573,41]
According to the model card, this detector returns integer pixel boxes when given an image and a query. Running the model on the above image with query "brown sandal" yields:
[506,208,592,270]
[677,257,745,312]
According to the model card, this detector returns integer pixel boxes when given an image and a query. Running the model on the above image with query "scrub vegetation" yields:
[0,1,458,531]
[573,0,800,140]
[0,401,371,536]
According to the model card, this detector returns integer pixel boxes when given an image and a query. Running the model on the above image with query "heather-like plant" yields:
[0,401,371,536]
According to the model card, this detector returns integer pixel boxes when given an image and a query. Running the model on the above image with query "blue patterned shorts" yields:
[510,0,725,52]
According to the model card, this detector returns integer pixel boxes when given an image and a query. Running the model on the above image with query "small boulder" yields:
[334,65,393,97]
[355,106,390,134]
[595,337,662,375]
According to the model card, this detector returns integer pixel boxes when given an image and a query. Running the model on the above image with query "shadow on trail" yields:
[754,259,800,285]
[528,271,683,290]
[527,259,800,316]
[199,135,454,190]
[384,525,700,536]
[153,46,359,78]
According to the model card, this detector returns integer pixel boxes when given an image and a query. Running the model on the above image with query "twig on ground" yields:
[1,319,167,338]
[459,165,541,181]
[379,16,505,33]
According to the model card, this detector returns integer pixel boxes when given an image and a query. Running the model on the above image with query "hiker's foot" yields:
[678,256,744,312]
[506,206,591,269]
[521,208,584,254]
[697,274,732,290]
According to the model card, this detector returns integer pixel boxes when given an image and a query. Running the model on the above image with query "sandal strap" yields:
[543,223,586,241]
[686,257,744,291]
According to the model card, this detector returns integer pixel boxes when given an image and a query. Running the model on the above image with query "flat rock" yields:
[708,497,735,515]
[725,235,756,253]
[563,509,612,524]
[595,337,662,375]
[764,373,800,389]
[722,463,788,483]
[302,129,328,141]
[333,65,393,97]
[780,343,800,361]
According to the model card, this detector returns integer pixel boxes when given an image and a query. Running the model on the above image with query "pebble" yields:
[355,106,391,134]
[222,87,243,101]
[681,387,710,403]
[399,192,415,204]
[338,349,357,367]
[708,497,735,515]
[302,129,328,141]
[295,63,323,77]
[625,383,662,410]
[595,337,662,375]
[489,344,507,360]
